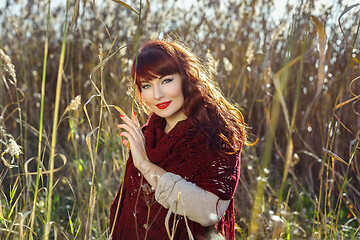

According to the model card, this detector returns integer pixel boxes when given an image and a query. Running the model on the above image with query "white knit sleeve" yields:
[155,172,230,227]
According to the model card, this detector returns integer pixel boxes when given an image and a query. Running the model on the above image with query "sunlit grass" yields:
[0,0,359,239]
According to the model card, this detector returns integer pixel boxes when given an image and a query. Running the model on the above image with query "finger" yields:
[120,114,137,129]
[120,115,143,139]
[118,124,144,147]
[121,139,128,146]
[117,124,137,138]
[120,113,129,119]
[119,131,135,144]
[132,110,141,128]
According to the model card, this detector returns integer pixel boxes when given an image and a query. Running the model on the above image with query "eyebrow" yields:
[140,74,173,83]
[159,74,173,80]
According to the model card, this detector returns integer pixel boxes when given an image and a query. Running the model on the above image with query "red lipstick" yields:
[156,101,171,109]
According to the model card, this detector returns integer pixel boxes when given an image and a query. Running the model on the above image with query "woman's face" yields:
[140,73,187,127]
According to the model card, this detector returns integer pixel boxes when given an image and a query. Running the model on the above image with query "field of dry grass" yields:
[0,0,359,239]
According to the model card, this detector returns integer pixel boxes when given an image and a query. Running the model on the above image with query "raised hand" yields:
[117,111,166,188]
[118,111,151,173]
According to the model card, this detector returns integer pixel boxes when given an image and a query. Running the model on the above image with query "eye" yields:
[141,84,151,89]
[162,78,173,84]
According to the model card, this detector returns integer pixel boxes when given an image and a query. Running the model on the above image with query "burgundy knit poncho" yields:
[110,114,241,239]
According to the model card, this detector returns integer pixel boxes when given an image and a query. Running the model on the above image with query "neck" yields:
[164,113,187,133]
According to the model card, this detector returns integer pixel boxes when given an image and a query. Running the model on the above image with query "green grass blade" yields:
[43,0,70,239]
[29,0,52,239]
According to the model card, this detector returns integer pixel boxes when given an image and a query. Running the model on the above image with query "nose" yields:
[153,84,165,100]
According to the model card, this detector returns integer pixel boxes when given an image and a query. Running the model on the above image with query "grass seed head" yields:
[206,49,219,76]
[223,57,233,72]
[98,44,104,62]
[4,138,22,164]
[64,95,82,113]
[0,48,17,85]
[270,22,286,44]
[0,116,5,137]
[246,41,254,65]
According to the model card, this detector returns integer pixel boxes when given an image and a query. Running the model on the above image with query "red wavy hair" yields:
[131,40,246,154]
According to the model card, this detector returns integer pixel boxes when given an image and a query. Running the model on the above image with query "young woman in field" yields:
[110,40,246,240]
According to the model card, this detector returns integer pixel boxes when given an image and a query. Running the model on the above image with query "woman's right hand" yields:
[117,111,151,173]
[117,111,167,189]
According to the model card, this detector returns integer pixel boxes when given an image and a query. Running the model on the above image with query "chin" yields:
[155,112,171,118]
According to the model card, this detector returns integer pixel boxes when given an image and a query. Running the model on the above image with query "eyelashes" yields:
[141,84,151,89]
[140,78,173,89]
[162,78,173,84]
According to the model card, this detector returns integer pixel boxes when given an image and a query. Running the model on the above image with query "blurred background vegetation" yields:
[0,0,359,239]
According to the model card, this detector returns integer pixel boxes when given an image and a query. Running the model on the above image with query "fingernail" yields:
[133,111,136,116]
[118,133,122,136]
[120,114,124,118]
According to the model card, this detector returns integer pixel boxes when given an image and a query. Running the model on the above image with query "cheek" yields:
[167,84,184,99]
[141,91,152,104]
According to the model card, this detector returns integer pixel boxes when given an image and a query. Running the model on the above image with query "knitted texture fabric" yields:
[110,114,242,240]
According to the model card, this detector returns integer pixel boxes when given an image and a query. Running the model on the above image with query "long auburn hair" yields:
[131,40,246,155]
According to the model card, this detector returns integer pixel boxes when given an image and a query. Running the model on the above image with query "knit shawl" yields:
[110,114,241,240]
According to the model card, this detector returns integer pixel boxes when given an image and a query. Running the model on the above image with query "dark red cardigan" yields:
[110,114,241,239]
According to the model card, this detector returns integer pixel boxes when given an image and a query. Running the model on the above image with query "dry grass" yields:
[0,0,359,239]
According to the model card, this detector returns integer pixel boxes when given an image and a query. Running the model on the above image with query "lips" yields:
[156,101,171,109]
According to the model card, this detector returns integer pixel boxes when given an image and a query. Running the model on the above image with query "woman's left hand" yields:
[117,111,151,173]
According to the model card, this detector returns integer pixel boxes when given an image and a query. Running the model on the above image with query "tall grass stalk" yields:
[248,63,287,238]
[44,0,69,238]
[307,15,329,238]
[109,0,143,238]
[276,26,308,213]
[28,0,51,238]
[84,126,99,239]
[84,42,106,238]
[248,33,301,237]
[130,0,143,113]
[14,35,24,220]
[274,21,309,240]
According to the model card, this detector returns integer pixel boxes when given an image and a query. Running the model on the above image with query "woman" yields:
[110,40,246,240]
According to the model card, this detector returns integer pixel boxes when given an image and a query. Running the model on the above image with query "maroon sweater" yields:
[110,114,241,239]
